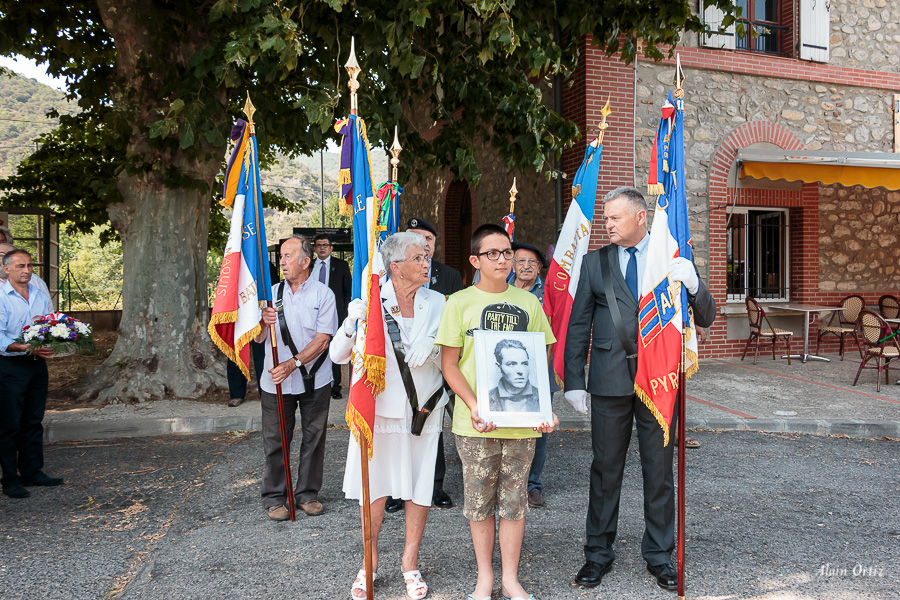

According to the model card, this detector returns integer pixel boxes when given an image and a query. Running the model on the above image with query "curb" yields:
[45,414,899,443]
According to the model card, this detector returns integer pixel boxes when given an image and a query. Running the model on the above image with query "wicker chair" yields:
[878,294,900,332]
[852,309,900,392]
[815,294,864,360]
[878,294,900,319]
[741,297,794,365]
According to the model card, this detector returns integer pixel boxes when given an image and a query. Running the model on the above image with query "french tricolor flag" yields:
[542,139,603,386]
[208,119,273,380]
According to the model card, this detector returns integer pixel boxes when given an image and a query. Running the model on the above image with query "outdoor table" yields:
[769,303,840,363]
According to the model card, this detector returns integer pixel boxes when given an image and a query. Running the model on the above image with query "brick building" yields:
[401,0,900,358]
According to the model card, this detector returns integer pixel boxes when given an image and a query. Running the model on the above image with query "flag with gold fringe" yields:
[207,118,273,380]
[335,114,384,458]
[633,91,698,446]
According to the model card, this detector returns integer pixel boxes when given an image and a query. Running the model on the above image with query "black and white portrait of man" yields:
[488,339,540,413]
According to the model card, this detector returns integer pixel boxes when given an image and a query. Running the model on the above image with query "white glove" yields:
[405,339,435,369]
[668,257,700,295]
[565,390,589,414]
[343,298,368,335]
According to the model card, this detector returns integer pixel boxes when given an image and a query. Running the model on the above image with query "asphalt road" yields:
[0,428,897,600]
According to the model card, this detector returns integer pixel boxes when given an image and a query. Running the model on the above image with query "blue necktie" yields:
[318,261,327,284]
[625,247,638,301]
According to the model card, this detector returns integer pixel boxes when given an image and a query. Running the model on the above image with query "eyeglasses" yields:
[314,243,332,248]
[401,254,428,264]
[476,249,515,261]
[515,258,541,266]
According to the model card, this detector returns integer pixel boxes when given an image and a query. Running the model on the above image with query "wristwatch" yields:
[293,356,302,370]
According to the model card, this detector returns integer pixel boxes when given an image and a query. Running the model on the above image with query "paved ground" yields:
[1,429,897,600]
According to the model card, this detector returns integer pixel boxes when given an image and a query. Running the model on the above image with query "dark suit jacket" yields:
[325,256,352,322]
[564,244,716,397]
[430,260,463,296]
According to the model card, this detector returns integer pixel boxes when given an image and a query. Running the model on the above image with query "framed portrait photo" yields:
[473,330,553,428]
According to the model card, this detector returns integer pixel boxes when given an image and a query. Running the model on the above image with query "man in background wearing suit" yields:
[384,217,463,512]
[311,234,352,399]
[564,187,716,592]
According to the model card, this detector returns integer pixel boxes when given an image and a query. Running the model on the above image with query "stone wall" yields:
[818,183,900,291]
[634,62,898,276]
[829,0,900,72]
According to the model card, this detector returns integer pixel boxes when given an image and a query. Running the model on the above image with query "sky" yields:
[0,55,67,91]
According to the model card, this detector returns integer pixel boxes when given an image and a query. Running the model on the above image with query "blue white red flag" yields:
[335,114,387,459]
[208,118,273,380]
[542,139,603,385]
[633,91,697,446]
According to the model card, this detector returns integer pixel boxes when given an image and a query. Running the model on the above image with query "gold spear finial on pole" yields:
[596,96,612,145]
[390,125,402,182]
[345,37,362,115]
[508,177,518,213]
[673,53,685,99]
[243,92,256,134]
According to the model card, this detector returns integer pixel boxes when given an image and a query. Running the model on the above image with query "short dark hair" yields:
[2,249,31,268]
[313,234,332,245]
[470,223,510,255]
[494,338,528,364]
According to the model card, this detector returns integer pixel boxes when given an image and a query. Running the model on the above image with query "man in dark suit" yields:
[311,234,351,399]
[385,217,463,512]
[564,187,716,592]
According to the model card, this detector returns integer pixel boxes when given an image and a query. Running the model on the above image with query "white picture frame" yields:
[473,329,552,428]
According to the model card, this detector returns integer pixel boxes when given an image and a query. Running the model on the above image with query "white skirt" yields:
[343,409,444,507]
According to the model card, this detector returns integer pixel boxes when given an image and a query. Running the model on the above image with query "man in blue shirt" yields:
[0,249,63,499]
[510,241,554,509]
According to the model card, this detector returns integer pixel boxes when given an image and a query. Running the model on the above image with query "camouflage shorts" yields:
[455,435,536,522]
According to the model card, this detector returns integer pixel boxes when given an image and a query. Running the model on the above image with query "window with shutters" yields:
[702,0,830,62]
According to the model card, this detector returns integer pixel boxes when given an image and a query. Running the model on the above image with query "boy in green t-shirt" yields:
[435,224,558,600]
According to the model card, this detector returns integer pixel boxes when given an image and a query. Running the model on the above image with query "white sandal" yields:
[351,569,375,599]
[402,569,428,600]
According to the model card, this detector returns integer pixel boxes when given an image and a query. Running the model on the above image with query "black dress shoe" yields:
[647,562,677,591]
[575,560,612,587]
[2,482,30,498]
[21,472,64,487]
[384,496,404,513]
[432,489,453,508]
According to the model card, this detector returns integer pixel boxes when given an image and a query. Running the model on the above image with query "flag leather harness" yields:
[600,246,638,381]
[383,304,442,436]
[276,281,328,399]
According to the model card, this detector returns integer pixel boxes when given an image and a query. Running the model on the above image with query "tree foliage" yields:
[0,0,735,217]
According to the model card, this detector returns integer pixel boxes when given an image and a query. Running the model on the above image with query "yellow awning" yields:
[738,149,900,191]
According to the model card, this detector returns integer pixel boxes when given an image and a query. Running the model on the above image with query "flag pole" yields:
[245,94,297,522]
[673,54,687,600]
[345,39,375,600]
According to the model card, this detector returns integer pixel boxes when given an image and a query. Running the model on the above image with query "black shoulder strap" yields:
[383,305,442,414]
[276,281,327,378]
[599,247,638,378]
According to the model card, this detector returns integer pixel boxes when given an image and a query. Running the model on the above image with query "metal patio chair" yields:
[852,309,900,392]
[741,297,793,365]
[815,294,864,360]
[878,294,900,332]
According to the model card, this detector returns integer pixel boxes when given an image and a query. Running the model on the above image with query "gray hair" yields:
[603,186,648,216]
[285,234,314,271]
[2,249,30,267]
[380,232,427,279]
[0,227,12,245]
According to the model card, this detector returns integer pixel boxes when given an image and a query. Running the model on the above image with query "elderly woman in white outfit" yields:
[330,231,448,600]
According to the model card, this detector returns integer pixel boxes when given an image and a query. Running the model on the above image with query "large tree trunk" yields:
[72,1,228,403]
[74,167,225,403]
